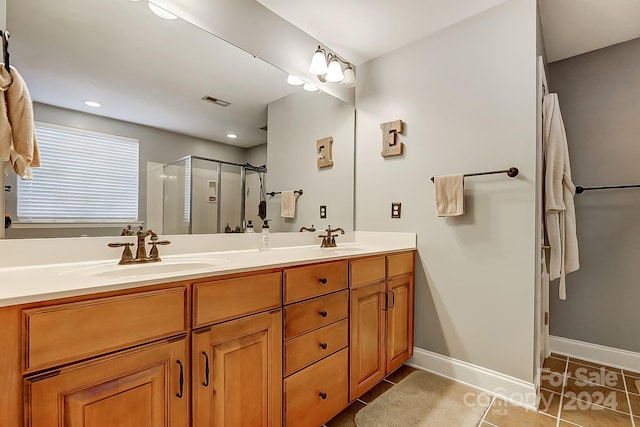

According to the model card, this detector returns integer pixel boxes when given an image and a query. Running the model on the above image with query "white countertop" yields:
[0,231,416,307]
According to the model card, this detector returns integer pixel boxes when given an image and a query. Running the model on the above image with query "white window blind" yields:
[17,123,139,223]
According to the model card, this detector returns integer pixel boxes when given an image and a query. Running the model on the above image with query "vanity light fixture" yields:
[226,133,238,139]
[286,74,305,86]
[147,1,177,20]
[303,83,319,92]
[85,101,101,108]
[308,46,356,87]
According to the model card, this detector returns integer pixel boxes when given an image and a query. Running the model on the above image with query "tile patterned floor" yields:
[325,354,640,426]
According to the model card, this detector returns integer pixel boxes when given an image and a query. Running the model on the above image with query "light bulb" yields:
[325,58,344,83]
[341,65,356,86]
[85,101,101,107]
[148,2,177,19]
[308,47,328,75]
[286,74,304,86]
[303,83,318,92]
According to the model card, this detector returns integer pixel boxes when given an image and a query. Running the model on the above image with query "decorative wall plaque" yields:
[317,136,334,168]
[380,119,404,157]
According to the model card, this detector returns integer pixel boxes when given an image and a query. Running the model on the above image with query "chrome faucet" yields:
[299,225,316,232]
[108,228,171,264]
[318,225,345,248]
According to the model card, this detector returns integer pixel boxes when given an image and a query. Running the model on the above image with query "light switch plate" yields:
[320,205,327,219]
[391,202,401,219]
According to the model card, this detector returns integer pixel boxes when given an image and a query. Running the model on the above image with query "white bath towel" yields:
[543,93,579,300]
[281,190,296,218]
[434,174,464,217]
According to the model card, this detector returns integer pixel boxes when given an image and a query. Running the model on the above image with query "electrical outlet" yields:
[391,202,401,219]
[320,205,327,219]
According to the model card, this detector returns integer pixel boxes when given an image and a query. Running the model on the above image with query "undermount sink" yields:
[60,257,228,279]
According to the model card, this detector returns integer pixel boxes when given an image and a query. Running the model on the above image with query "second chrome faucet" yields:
[108,229,171,265]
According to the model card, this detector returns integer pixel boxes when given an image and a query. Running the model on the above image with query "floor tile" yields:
[384,364,417,384]
[325,400,365,427]
[541,370,565,393]
[543,357,567,374]
[560,399,633,427]
[625,375,640,395]
[484,399,557,427]
[564,376,629,413]
[569,357,622,373]
[358,380,394,403]
[538,389,561,417]
[551,352,569,361]
[566,361,626,391]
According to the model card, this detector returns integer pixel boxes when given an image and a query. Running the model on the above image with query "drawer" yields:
[284,348,348,427]
[23,287,186,372]
[284,290,348,340]
[387,251,415,277]
[284,261,347,304]
[350,256,385,288]
[193,271,281,328]
[284,319,348,376]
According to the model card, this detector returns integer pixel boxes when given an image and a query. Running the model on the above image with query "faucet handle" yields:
[148,240,171,260]
[108,242,135,264]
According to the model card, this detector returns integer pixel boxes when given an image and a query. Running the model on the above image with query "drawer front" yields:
[284,291,348,340]
[193,271,281,328]
[284,319,348,376]
[284,261,348,304]
[387,251,415,277]
[24,287,186,372]
[284,348,348,427]
[350,256,385,288]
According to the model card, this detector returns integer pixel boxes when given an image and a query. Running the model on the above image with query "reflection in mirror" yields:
[3,0,354,239]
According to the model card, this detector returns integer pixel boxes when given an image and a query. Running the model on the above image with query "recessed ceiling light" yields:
[303,83,318,92]
[148,2,177,19]
[286,74,304,86]
[85,101,101,107]
[227,133,238,139]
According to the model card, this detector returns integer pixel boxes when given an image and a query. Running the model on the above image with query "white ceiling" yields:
[538,0,640,63]
[7,0,300,148]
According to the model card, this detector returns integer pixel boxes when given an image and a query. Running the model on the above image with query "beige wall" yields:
[355,0,538,382]
[548,37,640,353]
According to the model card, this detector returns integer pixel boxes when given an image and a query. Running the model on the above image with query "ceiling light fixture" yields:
[226,133,238,139]
[85,101,101,107]
[308,46,356,87]
[147,1,177,20]
[303,83,318,92]
[286,74,305,86]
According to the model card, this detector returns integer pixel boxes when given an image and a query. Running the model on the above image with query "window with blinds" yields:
[17,122,139,223]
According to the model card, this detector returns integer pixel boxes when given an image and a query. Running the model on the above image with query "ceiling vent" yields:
[201,96,231,107]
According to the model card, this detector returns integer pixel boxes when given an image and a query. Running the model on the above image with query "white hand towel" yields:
[434,174,464,217]
[281,191,296,218]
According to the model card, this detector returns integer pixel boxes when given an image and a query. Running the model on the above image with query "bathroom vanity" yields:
[0,232,415,426]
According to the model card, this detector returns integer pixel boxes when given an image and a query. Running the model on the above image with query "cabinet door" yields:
[349,281,386,401]
[193,310,282,427]
[27,337,188,427]
[386,274,415,373]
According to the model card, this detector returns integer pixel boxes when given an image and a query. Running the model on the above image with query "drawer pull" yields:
[202,351,210,387]
[319,392,328,400]
[176,360,184,398]
[389,290,396,308]
[319,342,328,350]
[318,277,328,284]
[319,310,328,318]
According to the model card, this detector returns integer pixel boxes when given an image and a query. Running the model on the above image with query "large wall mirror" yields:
[2,0,354,238]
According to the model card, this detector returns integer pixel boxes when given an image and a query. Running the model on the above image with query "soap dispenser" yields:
[260,219,271,251]
[245,220,255,233]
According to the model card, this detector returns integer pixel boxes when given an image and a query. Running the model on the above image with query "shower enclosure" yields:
[162,155,266,234]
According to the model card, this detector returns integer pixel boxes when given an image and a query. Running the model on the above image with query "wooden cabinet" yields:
[349,252,415,401]
[193,309,282,427]
[26,336,188,427]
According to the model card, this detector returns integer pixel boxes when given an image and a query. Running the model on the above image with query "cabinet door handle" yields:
[389,290,395,309]
[176,360,184,398]
[319,342,328,350]
[318,277,328,284]
[319,310,328,317]
[319,392,328,400]
[202,351,210,387]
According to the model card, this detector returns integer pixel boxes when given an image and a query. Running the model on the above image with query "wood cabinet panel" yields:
[193,272,281,328]
[26,337,188,427]
[24,287,186,372]
[193,310,282,427]
[284,290,348,339]
[349,282,386,401]
[284,348,349,427]
[350,256,385,288]
[284,319,348,376]
[386,275,415,373]
[387,251,414,278]
[284,261,348,304]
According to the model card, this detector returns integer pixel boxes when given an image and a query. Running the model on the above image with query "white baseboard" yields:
[407,347,537,410]
[550,336,640,372]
